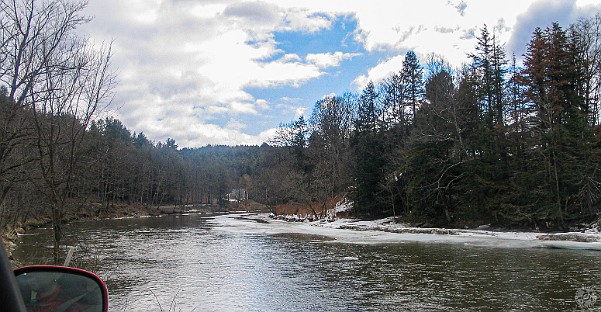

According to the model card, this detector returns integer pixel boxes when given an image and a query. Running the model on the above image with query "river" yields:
[11,212,601,311]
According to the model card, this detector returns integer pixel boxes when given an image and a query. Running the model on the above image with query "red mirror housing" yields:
[14,265,108,312]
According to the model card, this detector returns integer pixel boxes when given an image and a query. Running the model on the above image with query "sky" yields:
[78,0,601,148]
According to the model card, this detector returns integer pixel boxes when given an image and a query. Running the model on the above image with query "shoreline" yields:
[2,204,222,248]
[7,208,601,255]
[220,213,601,251]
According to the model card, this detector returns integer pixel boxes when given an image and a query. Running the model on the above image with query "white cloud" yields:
[507,0,601,61]
[282,54,302,62]
[306,52,361,68]
[189,3,227,19]
[322,92,337,99]
[247,58,324,88]
[79,0,351,147]
[206,106,230,115]
[222,1,281,24]
[295,107,306,118]
[342,0,599,90]
[256,127,280,144]
[255,99,270,110]
[230,102,258,114]
[352,54,406,90]
[353,1,534,65]
[282,8,335,32]
[226,118,247,131]
[577,0,601,6]
[78,0,601,147]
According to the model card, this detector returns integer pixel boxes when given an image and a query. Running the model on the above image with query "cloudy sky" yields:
[79,0,601,148]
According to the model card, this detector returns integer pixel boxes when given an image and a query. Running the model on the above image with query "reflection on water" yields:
[12,213,601,311]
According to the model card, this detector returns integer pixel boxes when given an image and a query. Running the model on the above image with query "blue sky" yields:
[244,15,382,133]
[79,0,601,147]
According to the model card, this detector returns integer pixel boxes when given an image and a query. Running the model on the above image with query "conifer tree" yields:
[381,72,405,126]
[520,22,597,226]
[401,51,424,121]
[351,82,388,216]
[469,25,507,127]
[356,81,380,133]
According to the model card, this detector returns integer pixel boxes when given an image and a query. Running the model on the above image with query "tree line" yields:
[272,16,601,230]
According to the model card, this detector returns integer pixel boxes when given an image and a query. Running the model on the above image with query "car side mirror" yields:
[14,266,108,312]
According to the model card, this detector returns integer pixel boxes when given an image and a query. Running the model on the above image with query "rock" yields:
[537,233,600,242]
[476,224,491,231]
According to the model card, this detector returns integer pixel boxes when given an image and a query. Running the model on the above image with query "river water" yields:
[11,212,601,311]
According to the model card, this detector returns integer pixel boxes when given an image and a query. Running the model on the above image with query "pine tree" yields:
[401,51,424,121]
[356,81,379,133]
[469,25,507,127]
[405,66,460,223]
[381,72,405,126]
[520,22,596,227]
[351,81,388,217]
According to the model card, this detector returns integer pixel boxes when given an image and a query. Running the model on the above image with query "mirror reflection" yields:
[16,270,104,312]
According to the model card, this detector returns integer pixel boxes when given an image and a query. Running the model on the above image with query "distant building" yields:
[226,188,248,202]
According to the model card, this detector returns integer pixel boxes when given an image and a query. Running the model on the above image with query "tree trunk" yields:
[51,204,62,264]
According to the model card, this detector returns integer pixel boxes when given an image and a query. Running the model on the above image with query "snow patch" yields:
[334,198,353,213]
[210,213,601,251]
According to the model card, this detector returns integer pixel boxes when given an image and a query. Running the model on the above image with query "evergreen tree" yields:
[406,67,459,223]
[519,22,598,227]
[381,72,406,126]
[469,25,507,127]
[356,81,380,133]
[401,51,424,121]
[351,82,388,216]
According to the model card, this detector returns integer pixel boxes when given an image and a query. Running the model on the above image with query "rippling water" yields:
[12,213,601,311]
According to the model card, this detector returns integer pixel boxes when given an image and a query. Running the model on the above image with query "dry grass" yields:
[274,194,345,217]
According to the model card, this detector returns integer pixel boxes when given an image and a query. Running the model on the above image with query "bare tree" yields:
[0,0,114,263]
[0,91,36,227]
[570,14,601,125]
[309,94,355,197]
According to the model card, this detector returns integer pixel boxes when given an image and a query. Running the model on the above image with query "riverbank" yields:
[218,213,601,251]
[6,202,601,255]
[1,203,217,248]
[2,199,271,246]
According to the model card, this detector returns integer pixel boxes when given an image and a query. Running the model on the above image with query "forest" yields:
[259,16,601,231]
[2,0,601,261]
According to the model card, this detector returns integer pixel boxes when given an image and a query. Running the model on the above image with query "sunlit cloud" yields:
[306,52,361,68]
[353,54,406,90]
[78,0,601,147]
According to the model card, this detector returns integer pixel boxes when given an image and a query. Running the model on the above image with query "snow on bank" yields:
[209,213,601,251]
